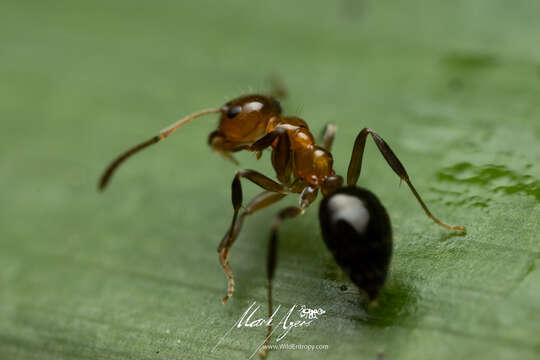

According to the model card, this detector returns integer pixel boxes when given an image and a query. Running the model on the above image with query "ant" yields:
[99,88,465,357]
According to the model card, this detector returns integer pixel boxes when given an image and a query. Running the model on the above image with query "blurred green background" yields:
[2,1,540,359]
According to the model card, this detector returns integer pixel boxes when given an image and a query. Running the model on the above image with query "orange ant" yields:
[99,88,465,357]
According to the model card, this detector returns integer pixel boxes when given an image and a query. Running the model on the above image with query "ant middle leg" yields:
[226,191,288,248]
[320,123,338,151]
[219,170,288,304]
[346,128,465,232]
[218,191,287,304]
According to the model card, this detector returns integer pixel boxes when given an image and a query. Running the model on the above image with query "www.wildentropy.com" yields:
[261,343,329,351]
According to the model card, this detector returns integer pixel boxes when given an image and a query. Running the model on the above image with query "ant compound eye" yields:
[227,105,242,118]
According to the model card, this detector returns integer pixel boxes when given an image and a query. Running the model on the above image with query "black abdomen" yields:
[319,186,392,300]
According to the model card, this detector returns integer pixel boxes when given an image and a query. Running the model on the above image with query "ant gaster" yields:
[99,91,465,356]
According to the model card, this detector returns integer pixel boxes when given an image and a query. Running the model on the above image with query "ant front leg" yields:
[346,128,465,232]
[248,127,287,155]
[268,74,288,100]
[250,127,293,183]
[258,186,318,359]
[218,170,288,304]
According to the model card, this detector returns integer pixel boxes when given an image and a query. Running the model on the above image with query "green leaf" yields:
[2,1,540,359]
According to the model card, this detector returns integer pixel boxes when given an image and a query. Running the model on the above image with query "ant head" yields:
[220,94,282,126]
[318,186,393,300]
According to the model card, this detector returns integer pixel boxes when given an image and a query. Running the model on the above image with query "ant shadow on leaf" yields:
[323,260,418,328]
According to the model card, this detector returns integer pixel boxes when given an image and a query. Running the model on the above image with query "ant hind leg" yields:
[258,186,318,359]
[346,128,465,232]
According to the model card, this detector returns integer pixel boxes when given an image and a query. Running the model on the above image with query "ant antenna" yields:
[98,108,220,191]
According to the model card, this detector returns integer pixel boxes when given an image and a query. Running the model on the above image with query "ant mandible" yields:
[99,89,465,355]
